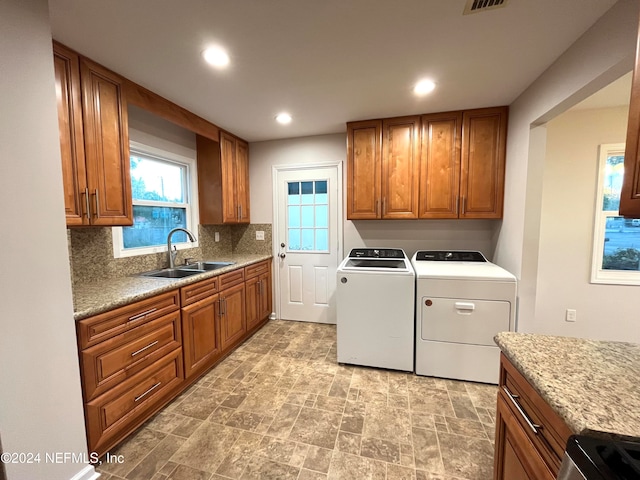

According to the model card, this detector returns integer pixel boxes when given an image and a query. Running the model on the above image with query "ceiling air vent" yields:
[463,0,509,15]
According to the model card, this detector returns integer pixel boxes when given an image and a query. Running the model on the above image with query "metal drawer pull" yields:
[131,340,159,357]
[128,308,157,323]
[83,188,91,219]
[503,386,541,435]
[134,382,161,402]
[93,189,100,218]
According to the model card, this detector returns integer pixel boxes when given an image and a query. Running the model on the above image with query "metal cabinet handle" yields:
[455,197,459,215]
[92,189,100,218]
[131,340,159,357]
[503,386,541,435]
[376,199,380,217]
[382,197,386,215]
[134,382,161,402]
[128,308,157,323]
[461,196,466,215]
[82,188,91,219]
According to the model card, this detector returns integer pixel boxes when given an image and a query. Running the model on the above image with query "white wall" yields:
[0,1,94,479]
[250,134,497,259]
[534,106,639,342]
[495,0,640,331]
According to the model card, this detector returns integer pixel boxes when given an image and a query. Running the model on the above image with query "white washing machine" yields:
[411,250,516,384]
[337,248,415,372]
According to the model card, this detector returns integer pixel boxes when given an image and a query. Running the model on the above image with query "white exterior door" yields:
[274,164,342,324]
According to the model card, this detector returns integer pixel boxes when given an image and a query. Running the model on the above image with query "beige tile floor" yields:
[97,319,498,480]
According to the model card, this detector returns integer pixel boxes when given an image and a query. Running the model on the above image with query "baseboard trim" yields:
[69,464,99,480]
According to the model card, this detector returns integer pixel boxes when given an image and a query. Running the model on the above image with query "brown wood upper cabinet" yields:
[53,42,132,227]
[197,132,250,224]
[621,15,640,217]
[347,116,420,219]
[348,107,507,220]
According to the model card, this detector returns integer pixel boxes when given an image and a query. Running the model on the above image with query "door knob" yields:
[279,253,286,259]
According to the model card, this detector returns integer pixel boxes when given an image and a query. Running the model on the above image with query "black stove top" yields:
[566,435,640,479]
[414,250,487,262]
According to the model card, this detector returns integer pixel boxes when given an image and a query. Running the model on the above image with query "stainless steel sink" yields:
[180,261,235,271]
[140,268,205,278]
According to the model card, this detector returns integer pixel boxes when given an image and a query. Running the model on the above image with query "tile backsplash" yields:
[69,223,272,284]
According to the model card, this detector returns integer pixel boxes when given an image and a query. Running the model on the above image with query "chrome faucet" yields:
[167,228,197,269]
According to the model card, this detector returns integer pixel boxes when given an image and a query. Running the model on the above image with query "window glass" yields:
[130,155,185,202]
[591,145,640,284]
[123,206,187,248]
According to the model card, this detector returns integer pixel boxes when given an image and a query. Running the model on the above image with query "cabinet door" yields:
[621,22,640,217]
[494,392,555,480]
[419,112,462,218]
[80,57,132,226]
[220,283,246,350]
[460,107,507,219]
[181,294,221,379]
[220,132,238,223]
[382,116,420,219]
[347,120,382,219]
[245,275,260,330]
[53,42,88,226]
[236,139,250,223]
[259,271,272,322]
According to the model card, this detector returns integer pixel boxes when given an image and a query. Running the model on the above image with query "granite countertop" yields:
[73,254,272,321]
[494,332,640,441]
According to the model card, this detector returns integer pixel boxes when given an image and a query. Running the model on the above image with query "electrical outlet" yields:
[256,230,265,241]
[214,232,220,242]
[565,309,577,322]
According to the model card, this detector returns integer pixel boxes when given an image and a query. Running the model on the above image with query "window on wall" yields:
[112,142,198,258]
[591,143,640,285]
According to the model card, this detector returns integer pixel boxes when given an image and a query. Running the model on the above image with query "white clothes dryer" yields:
[411,250,516,384]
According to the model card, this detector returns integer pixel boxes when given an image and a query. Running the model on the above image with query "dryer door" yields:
[421,297,511,346]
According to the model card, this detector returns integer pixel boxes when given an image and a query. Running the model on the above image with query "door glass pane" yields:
[301,229,314,250]
[315,181,327,194]
[288,182,300,205]
[301,206,314,227]
[315,205,328,228]
[288,229,301,250]
[316,229,328,251]
[602,216,640,271]
[288,205,301,227]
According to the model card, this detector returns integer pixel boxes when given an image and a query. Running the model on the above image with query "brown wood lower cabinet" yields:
[219,282,246,351]
[77,260,273,456]
[494,354,572,480]
[181,293,221,379]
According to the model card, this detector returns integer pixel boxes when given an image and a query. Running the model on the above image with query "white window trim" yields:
[112,141,199,258]
[590,142,640,285]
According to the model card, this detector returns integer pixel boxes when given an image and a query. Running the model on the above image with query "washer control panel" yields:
[415,251,487,262]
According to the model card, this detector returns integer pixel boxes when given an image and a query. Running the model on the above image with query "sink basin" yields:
[179,261,235,271]
[140,268,205,279]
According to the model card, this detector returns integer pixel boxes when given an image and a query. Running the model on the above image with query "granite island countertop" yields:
[494,331,640,442]
[73,254,272,321]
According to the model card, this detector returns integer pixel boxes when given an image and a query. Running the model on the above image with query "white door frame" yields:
[272,161,343,321]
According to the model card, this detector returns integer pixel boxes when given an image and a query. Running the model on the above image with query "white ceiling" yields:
[49,0,619,142]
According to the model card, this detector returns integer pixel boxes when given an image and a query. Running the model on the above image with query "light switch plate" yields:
[256,230,265,241]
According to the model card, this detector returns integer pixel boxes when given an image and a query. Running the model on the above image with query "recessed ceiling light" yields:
[202,46,230,68]
[414,79,436,96]
[275,113,292,124]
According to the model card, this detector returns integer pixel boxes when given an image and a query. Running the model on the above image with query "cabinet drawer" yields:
[80,311,181,401]
[218,268,245,290]
[85,348,183,455]
[181,276,218,307]
[499,354,572,474]
[245,260,270,280]
[77,290,180,349]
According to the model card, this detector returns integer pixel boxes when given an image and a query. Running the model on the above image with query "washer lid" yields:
[411,251,516,281]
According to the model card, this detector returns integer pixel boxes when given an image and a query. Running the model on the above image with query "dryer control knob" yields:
[340,277,347,284]
[425,299,433,306]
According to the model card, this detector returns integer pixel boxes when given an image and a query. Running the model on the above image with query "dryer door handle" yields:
[454,302,475,311]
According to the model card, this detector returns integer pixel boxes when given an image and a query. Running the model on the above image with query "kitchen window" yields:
[591,143,640,285]
[112,142,198,258]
